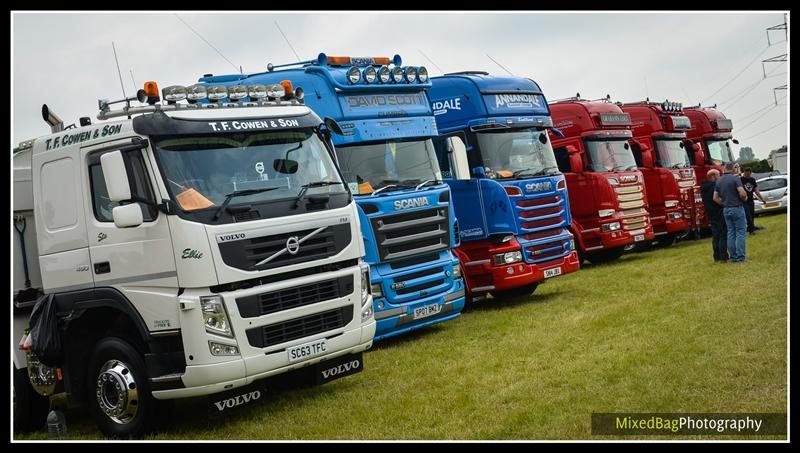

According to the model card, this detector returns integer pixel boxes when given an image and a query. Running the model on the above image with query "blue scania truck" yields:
[194,53,464,340]
[428,72,580,302]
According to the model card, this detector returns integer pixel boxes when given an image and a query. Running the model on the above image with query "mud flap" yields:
[207,381,268,419]
[314,352,363,385]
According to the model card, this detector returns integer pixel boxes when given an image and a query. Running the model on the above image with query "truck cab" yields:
[429,72,580,302]
[13,82,375,437]
[548,97,655,263]
[620,101,695,246]
[683,106,738,229]
[195,53,464,341]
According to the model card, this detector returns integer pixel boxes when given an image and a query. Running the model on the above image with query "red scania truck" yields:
[619,100,696,246]
[548,97,655,263]
[683,106,738,230]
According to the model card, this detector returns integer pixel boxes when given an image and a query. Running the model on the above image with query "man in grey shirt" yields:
[713,162,749,262]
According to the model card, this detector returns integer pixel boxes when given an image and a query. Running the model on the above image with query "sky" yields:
[12,11,789,160]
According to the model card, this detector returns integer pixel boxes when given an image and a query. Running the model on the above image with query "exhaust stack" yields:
[41,104,64,133]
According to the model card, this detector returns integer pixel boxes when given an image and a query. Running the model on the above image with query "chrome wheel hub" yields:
[95,359,138,425]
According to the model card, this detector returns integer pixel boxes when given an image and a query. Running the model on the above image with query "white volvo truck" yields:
[13,81,375,437]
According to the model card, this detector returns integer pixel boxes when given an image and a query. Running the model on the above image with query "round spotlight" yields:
[347,66,361,84]
[364,66,377,84]
[207,85,229,102]
[228,85,249,101]
[378,65,391,83]
[391,66,404,83]
[405,66,417,83]
[186,84,208,101]
[418,66,429,83]
[162,85,187,102]
[248,84,268,99]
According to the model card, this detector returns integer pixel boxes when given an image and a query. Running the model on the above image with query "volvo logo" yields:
[321,359,361,379]
[286,236,300,255]
[212,390,262,412]
[524,181,552,193]
[394,197,430,210]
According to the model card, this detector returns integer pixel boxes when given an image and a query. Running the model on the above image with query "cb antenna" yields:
[112,42,127,101]
[486,54,514,76]
[418,49,444,74]
[275,21,301,61]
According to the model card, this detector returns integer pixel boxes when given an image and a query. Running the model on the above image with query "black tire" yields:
[13,366,50,433]
[649,233,676,249]
[87,337,172,438]
[585,247,625,264]
[490,283,539,300]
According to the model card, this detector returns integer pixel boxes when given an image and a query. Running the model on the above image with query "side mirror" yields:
[274,159,299,174]
[447,136,471,180]
[112,203,143,228]
[732,138,740,145]
[101,151,132,202]
[692,143,704,167]
[323,117,343,135]
[550,127,565,139]
[472,166,487,178]
[569,153,584,174]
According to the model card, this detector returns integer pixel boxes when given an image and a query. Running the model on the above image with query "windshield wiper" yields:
[213,187,279,220]
[294,181,345,208]
[512,168,536,178]
[529,166,560,177]
[371,183,415,196]
[415,179,442,190]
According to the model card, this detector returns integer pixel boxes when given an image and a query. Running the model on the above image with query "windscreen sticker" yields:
[207,118,301,131]
[493,93,544,109]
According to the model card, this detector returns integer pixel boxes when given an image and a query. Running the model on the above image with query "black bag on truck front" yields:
[28,294,62,366]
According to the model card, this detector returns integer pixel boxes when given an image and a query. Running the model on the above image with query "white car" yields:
[754,174,788,214]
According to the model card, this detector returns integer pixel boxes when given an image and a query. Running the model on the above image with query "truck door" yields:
[82,138,180,332]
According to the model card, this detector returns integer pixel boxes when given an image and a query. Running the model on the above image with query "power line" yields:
[737,104,780,132]
[735,97,786,122]
[702,44,771,103]
[718,65,786,109]
[175,14,239,73]
[740,120,786,141]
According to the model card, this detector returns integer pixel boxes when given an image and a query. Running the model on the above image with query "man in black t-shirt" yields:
[700,169,728,262]
[740,167,766,234]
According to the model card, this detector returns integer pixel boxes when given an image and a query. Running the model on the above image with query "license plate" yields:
[287,338,328,363]
[544,267,562,278]
[765,202,780,208]
[413,303,441,319]
[634,234,645,242]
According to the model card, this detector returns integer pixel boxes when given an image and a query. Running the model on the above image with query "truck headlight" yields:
[360,265,370,305]
[601,222,621,232]
[570,239,575,251]
[598,209,615,217]
[669,212,683,220]
[370,283,383,298]
[664,200,680,208]
[453,263,462,278]
[200,295,233,337]
[493,251,522,266]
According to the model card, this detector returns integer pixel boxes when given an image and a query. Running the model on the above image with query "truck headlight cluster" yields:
[452,263,462,279]
[601,222,622,232]
[360,264,373,322]
[200,295,233,338]
[208,341,239,356]
[669,212,683,220]
[664,200,680,208]
[598,209,615,218]
[493,251,522,266]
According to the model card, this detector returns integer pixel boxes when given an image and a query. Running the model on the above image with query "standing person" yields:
[714,162,749,263]
[700,169,728,262]
[740,167,767,234]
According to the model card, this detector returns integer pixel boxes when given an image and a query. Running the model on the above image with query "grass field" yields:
[16,213,787,440]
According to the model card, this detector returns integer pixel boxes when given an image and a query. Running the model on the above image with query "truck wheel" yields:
[490,283,539,300]
[13,366,50,433]
[650,233,676,248]
[585,247,625,264]
[88,337,172,438]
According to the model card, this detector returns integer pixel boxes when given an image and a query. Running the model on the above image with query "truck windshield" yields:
[654,139,691,168]
[335,139,443,195]
[705,139,736,165]
[585,140,638,172]
[474,127,560,179]
[154,129,343,211]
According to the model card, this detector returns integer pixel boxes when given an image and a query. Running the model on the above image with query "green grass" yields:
[17,213,787,440]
